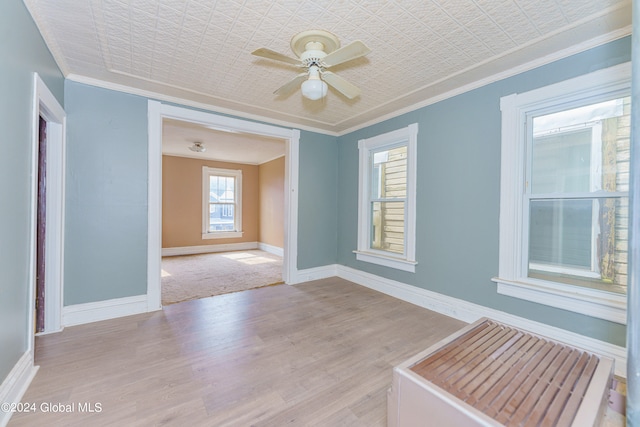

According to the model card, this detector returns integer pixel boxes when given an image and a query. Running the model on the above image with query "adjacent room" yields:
[1,0,637,426]
[160,118,286,305]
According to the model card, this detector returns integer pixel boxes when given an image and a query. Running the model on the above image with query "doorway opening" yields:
[35,116,46,332]
[29,74,66,343]
[160,118,287,304]
[146,101,300,310]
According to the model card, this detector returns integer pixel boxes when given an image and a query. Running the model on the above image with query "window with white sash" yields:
[202,167,243,239]
[495,63,631,324]
[355,124,418,272]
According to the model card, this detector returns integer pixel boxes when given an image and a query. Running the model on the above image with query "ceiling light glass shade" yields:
[189,142,206,153]
[301,78,328,100]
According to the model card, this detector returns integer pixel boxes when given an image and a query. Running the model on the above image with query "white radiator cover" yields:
[388,318,614,427]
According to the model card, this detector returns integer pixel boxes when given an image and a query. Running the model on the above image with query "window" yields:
[495,63,630,323]
[355,123,418,272]
[202,167,243,239]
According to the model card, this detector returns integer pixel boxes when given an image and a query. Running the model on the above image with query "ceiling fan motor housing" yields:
[300,43,328,67]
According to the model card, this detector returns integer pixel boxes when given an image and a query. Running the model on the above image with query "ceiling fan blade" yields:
[321,71,361,99]
[322,40,371,67]
[251,48,300,66]
[274,72,308,97]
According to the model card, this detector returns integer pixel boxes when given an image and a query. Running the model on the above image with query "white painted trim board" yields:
[0,351,39,427]
[162,242,259,257]
[289,265,338,285]
[29,73,66,337]
[62,295,148,327]
[258,242,283,257]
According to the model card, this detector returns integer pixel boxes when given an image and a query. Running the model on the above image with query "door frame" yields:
[147,101,300,310]
[28,73,66,340]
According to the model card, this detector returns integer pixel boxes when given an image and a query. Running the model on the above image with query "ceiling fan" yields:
[251,30,371,101]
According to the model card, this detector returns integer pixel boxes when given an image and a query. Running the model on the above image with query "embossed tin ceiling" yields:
[24,0,631,135]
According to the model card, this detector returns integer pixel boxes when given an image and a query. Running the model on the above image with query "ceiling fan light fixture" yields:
[252,30,370,101]
[301,65,327,100]
[301,78,328,100]
[188,141,206,153]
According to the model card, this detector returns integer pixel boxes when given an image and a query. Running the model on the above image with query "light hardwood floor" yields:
[10,277,467,426]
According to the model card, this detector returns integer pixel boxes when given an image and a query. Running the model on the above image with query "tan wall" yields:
[258,156,285,249]
[162,155,259,248]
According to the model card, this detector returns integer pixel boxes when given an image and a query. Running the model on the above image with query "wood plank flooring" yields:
[9,277,467,426]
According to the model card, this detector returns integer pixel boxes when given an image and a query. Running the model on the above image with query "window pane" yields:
[204,169,241,236]
[528,197,628,294]
[209,176,219,202]
[531,129,592,193]
[370,201,404,254]
[209,175,236,232]
[210,175,235,204]
[225,177,235,197]
[209,203,235,232]
[371,146,407,199]
[528,95,630,294]
[531,97,629,194]
[529,199,593,269]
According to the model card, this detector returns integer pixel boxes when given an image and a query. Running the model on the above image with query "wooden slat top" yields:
[410,319,603,427]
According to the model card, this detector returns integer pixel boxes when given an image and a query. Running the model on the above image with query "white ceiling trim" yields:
[334,1,631,130]
[105,67,343,129]
[65,26,629,138]
[340,26,632,135]
[65,73,339,136]
[23,0,632,135]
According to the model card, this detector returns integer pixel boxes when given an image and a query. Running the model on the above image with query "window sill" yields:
[354,250,417,273]
[202,231,243,240]
[492,277,626,324]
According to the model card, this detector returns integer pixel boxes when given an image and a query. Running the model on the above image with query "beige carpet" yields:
[161,249,283,305]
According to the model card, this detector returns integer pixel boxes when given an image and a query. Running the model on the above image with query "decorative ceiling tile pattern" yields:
[24,0,631,134]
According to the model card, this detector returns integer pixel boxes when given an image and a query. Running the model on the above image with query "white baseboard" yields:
[57,261,627,377]
[0,351,39,427]
[62,295,148,327]
[258,242,283,257]
[289,265,338,285]
[162,241,258,257]
[335,265,627,378]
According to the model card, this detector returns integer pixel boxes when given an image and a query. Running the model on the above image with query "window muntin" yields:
[524,96,630,293]
[355,123,417,272]
[202,167,242,239]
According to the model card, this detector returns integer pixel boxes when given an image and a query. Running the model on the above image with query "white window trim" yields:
[202,166,243,239]
[354,123,418,273]
[494,62,630,324]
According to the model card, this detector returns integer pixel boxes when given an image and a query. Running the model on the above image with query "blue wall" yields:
[0,0,64,382]
[64,81,149,304]
[63,82,338,304]
[336,37,631,346]
[297,130,338,269]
